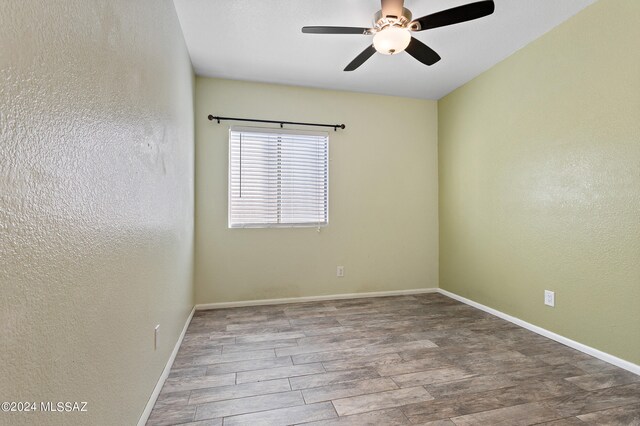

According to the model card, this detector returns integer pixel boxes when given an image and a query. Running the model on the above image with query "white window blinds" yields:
[229,127,329,228]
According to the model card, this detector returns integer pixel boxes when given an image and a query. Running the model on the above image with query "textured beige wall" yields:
[0,1,194,425]
[439,0,640,364]
[195,78,438,304]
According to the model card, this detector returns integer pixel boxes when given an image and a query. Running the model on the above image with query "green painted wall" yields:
[1,1,194,424]
[438,0,640,364]
[195,78,439,304]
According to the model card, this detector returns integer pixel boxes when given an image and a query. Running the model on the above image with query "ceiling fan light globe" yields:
[373,27,411,55]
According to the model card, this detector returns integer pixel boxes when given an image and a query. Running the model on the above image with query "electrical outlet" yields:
[154,324,160,350]
[336,266,344,277]
[544,290,555,307]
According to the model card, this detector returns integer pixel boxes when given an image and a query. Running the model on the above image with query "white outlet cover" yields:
[544,290,555,307]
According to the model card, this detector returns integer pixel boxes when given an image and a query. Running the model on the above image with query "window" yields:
[228,127,329,228]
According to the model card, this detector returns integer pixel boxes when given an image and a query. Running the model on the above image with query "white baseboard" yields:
[137,306,195,426]
[437,289,639,376]
[196,288,438,310]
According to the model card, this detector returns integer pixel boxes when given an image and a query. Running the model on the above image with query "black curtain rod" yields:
[207,115,345,131]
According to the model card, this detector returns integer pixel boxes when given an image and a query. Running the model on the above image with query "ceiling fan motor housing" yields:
[373,7,412,30]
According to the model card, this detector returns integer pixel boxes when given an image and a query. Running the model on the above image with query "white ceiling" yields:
[173,0,595,100]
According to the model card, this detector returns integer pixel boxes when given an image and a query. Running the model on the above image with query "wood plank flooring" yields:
[147,293,640,425]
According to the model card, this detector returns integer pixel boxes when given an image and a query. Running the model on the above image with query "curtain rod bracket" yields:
[207,115,345,131]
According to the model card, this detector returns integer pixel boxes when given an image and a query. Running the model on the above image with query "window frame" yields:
[227,126,329,229]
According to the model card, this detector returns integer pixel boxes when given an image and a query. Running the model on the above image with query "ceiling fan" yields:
[301,0,495,71]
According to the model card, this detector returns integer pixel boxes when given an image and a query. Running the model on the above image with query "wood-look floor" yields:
[147,293,640,426]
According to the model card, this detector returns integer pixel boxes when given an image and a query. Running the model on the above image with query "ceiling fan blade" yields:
[344,45,377,71]
[302,26,371,35]
[381,0,405,18]
[411,0,495,31]
[405,37,441,66]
